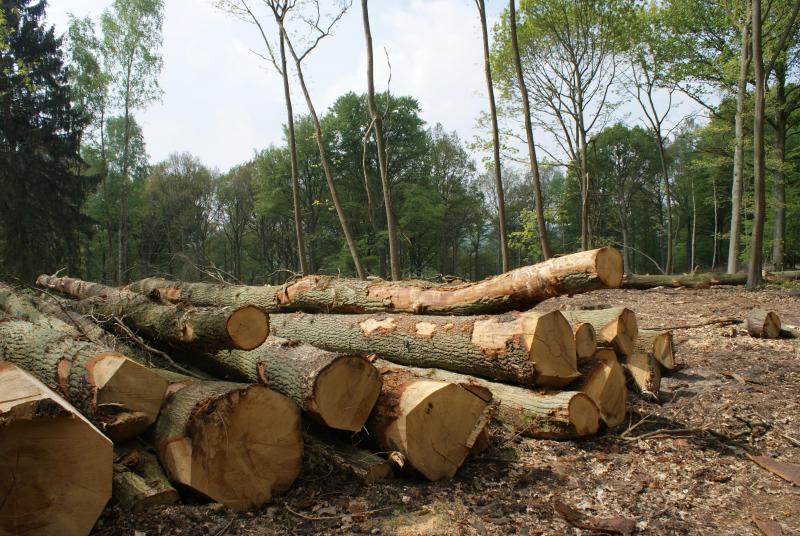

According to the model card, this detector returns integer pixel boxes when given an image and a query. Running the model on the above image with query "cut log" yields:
[622,272,749,289]
[113,443,179,510]
[620,352,662,398]
[0,362,112,536]
[128,247,623,315]
[634,329,675,370]
[270,310,578,388]
[198,338,381,432]
[303,432,393,484]
[746,309,781,338]
[36,275,268,351]
[571,321,597,361]
[0,319,167,442]
[148,375,302,510]
[374,359,600,439]
[575,349,627,428]
[367,367,493,481]
[561,307,638,356]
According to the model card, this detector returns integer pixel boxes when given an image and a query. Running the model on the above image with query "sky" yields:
[45,0,507,172]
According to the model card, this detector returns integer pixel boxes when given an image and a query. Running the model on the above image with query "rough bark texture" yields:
[623,272,749,289]
[561,308,638,356]
[0,362,113,536]
[367,367,493,481]
[746,309,781,339]
[571,321,597,361]
[574,350,627,429]
[199,337,382,432]
[37,275,268,351]
[634,330,675,370]
[113,443,179,510]
[148,376,302,511]
[0,318,167,442]
[375,359,599,439]
[128,248,622,315]
[303,431,393,484]
[270,310,578,388]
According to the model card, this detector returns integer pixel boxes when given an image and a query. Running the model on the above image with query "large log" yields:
[622,272,748,289]
[149,374,302,511]
[270,310,578,388]
[575,349,627,428]
[375,359,600,439]
[197,338,382,432]
[634,329,675,370]
[0,318,167,442]
[0,362,112,536]
[746,309,781,338]
[560,307,638,356]
[36,275,268,351]
[366,367,493,481]
[128,247,623,315]
[303,432,393,484]
[113,443,179,511]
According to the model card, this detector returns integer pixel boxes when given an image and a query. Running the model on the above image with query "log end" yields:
[747,309,781,339]
[624,352,662,396]
[580,349,627,429]
[596,247,624,289]
[603,308,638,356]
[313,355,382,432]
[227,306,270,350]
[568,392,601,437]
[573,322,597,360]
[523,310,578,388]
[651,331,675,370]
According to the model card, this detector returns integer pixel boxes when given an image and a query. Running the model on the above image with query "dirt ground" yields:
[93,285,800,536]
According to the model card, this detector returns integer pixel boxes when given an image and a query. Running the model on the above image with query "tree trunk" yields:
[749,0,765,286]
[508,0,552,259]
[728,20,751,274]
[376,359,599,439]
[622,272,748,289]
[148,374,302,511]
[270,310,578,388]
[113,443,179,511]
[656,137,674,274]
[366,367,493,481]
[476,0,509,271]
[560,307,639,356]
[303,431,393,484]
[36,275,269,351]
[746,309,781,338]
[772,62,787,271]
[0,362,112,536]
[361,0,401,280]
[197,337,381,432]
[634,329,675,370]
[691,175,697,271]
[571,321,597,361]
[575,349,627,428]
[579,122,591,250]
[0,319,167,442]
[129,247,622,315]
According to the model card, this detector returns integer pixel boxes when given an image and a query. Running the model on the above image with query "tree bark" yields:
[303,431,393,484]
[622,272,748,289]
[728,20,751,274]
[376,359,599,439]
[36,275,269,351]
[634,329,675,370]
[113,443,179,511]
[508,0,551,259]
[271,310,578,388]
[0,362,112,536]
[0,318,168,442]
[560,307,639,356]
[749,0,765,286]
[575,349,627,428]
[746,309,781,338]
[366,367,493,481]
[148,374,302,511]
[772,62,787,271]
[129,247,622,315]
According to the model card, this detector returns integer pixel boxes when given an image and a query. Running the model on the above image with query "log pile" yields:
[1,247,702,534]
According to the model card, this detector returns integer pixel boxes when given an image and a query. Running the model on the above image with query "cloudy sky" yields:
[45,0,508,172]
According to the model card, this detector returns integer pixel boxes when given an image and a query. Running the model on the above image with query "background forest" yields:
[2,0,799,286]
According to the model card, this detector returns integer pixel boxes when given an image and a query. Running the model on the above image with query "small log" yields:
[271,310,578,388]
[634,329,675,370]
[36,275,268,351]
[571,322,597,361]
[113,443,179,510]
[746,309,781,339]
[149,374,302,511]
[623,272,748,289]
[561,307,638,356]
[620,352,662,398]
[0,318,167,442]
[575,349,627,428]
[374,359,600,439]
[303,432,393,484]
[0,362,112,536]
[367,367,494,481]
[128,247,623,314]
[200,338,382,432]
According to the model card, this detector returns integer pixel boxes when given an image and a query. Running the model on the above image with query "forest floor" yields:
[93,284,800,536]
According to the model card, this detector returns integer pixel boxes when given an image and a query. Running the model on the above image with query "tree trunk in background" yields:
[476,0,509,272]
[509,0,551,260]
[691,176,697,271]
[655,139,673,273]
[749,0,765,286]
[579,121,591,250]
[772,61,787,271]
[728,20,750,274]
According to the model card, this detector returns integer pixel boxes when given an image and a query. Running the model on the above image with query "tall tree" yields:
[101,0,163,283]
[476,0,509,271]
[508,0,551,260]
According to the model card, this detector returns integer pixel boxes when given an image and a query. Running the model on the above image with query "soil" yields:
[93,285,800,536]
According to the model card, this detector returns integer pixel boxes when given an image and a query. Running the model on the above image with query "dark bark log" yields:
[113,443,179,510]
[623,272,749,289]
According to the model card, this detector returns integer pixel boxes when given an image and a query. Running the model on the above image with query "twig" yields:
[284,503,392,521]
[111,316,202,378]
[213,517,235,536]
[644,317,742,330]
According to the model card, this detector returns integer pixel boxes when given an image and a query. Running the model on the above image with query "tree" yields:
[0,0,94,281]
[101,0,164,283]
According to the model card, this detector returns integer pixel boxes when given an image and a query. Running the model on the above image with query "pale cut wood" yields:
[367,368,493,481]
[303,432,393,484]
[746,309,781,338]
[571,321,597,360]
[128,247,623,315]
[113,443,179,511]
[0,362,112,536]
[634,329,675,370]
[621,353,662,397]
[575,349,627,428]
[375,359,600,439]
[561,307,638,356]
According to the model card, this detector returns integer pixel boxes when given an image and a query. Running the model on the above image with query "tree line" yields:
[1,0,799,286]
